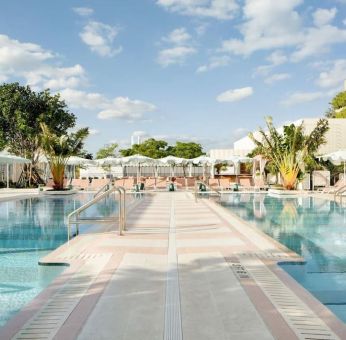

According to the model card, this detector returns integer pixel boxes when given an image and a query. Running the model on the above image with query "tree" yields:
[120,138,168,159]
[249,117,329,190]
[96,143,118,159]
[170,142,204,159]
[326,91,346,118]
[0,83,76,186]
[40,123,89,190]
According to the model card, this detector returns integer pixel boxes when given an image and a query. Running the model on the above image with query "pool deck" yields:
[1,191,346,340]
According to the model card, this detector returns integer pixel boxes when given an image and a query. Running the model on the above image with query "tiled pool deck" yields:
[1,191,346,339]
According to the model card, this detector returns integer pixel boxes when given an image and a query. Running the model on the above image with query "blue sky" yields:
[0,0,345,154]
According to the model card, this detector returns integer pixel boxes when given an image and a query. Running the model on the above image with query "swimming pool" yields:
[219,193,346,323]
[0,193,118,328]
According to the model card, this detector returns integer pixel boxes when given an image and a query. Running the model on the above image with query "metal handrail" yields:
[94,181,112,198]
[67,186,124,240]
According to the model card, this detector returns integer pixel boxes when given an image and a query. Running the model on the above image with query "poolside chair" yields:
[185,177,196,189]
[253,177,269,191]
[219,178,230,191]
[317,178,345,194]
[156,177,168,190]
[145,177,156,190]
[238,177,254,191]
[123,177,135,190]
[175,178,185,190]
[208,178,220,190]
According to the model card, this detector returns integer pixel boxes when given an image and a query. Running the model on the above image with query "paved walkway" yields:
[2,192,344,340]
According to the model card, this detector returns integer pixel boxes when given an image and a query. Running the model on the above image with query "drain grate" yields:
[228,261,250,279]
[240,257,339,340]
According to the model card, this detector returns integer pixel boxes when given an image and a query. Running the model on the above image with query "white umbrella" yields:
[321,150,346,184]
[159,156,187,177]
[0,151,31,188]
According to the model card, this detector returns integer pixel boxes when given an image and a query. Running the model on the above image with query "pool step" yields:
[72,216,116,224]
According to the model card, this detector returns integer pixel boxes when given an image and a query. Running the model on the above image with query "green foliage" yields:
[120,138,168,159]
[170,142,204,159]
[120,139,204,160]
[40,123,89,190]
[326,91,346,118]
[96,143,118,159]
[249,117,329,189]
[0,83,77,185]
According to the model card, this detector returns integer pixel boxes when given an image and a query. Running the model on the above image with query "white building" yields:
[233,118,346,156]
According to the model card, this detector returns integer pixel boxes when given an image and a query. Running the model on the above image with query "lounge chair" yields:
[145,178,156,189]
[219,178,230,191]
[238,177,254,191]
[317,179,345,194]
[156,177,168,190]
[253,177,269,191]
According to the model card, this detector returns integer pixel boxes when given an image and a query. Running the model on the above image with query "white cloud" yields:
[80,21,122,57]
[156,0,239,20]
[313,8,337,27]
[220,0,346,62]
[217,87,253,102]
[221,0,303,56]
[0,34,85,91]
[73,7,94,17]
[254,50,288,76]
[158,46,196,66]
[59,88,156,120]
[264,73,291,84]
[316,59,346,88]
[163,27,191,45]
[291,25,346,62]
[196,55,231,73]
[158,27,196,66]
[281,91,324,106]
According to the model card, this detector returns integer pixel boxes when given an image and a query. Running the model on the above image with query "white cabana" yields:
[121,154,156,180]
[321,150,346,184]
[66,156,95,179]
[159,156,187,177]
[0,151,31,188]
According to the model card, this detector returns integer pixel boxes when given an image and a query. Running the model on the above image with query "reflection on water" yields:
[0,193,119,328]
[219,193,346,323]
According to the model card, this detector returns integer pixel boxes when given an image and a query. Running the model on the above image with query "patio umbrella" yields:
[159,156,187,177]
[0,151,31,188]
[95,157,123,179]
[321,150,346,184]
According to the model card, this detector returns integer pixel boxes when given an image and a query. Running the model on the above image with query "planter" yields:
[42,189,78,196]
[268,188,304,197]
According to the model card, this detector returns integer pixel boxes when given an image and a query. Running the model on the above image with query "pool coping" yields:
[203,195,346,339]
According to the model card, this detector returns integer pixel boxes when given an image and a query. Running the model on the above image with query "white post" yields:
[189,163,193,177]
[6,163,9,189]
[211,163,215,179]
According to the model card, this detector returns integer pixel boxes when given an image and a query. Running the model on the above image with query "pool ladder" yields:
[67,185,126,241]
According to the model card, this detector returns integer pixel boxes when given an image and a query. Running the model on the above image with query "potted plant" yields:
[40,123,88,193]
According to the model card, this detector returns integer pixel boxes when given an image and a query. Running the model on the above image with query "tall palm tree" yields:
[249,117,329,190]
[40,123,89,190]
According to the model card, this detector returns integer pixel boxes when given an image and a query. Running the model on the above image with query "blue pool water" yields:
[219,193,346,323]
[0,193,118,328]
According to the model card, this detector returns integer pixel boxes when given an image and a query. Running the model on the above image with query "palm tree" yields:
[40,123,89,190]
[249,117,329,190]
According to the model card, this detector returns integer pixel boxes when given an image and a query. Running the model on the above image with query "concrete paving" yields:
[2,192,344,340]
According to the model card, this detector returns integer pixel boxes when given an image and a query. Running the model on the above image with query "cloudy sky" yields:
[0,0,345,153]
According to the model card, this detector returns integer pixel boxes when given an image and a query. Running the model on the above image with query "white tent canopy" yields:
[321,150,346,184]
[0,151,31,188]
